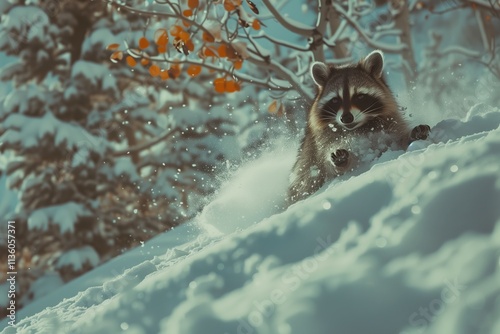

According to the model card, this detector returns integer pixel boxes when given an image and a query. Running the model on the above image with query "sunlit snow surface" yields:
[3,104,500,334]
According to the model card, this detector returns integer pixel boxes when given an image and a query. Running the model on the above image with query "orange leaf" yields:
[252,19,261,30]
[149,64,161,77]
[141,58,150,66]
[158,35,168,46]
[169,63,181,79]
[170,25,183,37]
[188,0,199,9]
[268,100,278,113]
[139,37,150,49]
[218,44,227,57]
[179,31,190,42]
[106,43,120,50]
[160,70,170,80]
[157,45,167,53]
[203,31,215,43]
[214,77,226,93]
[225,80,236,93]
[182,20,191,28]
[203,47,217,57]
[186,39,194,51]
[110,51,123,63]
[187,64,202,77]
[234,59,243,70]
[183,9,193,17]
[224,1,236,11]
[126,55,137,67]
[154,29,169,46]
[277,103,285,117]
[226,45,238,59]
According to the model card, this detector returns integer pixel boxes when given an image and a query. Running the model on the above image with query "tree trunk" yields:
[475,8,495,53]
[327,4,349,59]
[391,0,417,87]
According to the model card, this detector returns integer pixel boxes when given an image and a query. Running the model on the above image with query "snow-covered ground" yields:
[2,103,500,334]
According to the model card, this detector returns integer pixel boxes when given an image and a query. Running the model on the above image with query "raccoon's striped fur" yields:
[288,50,430,204]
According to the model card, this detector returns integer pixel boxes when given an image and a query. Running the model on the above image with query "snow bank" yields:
[197,147,296,236]
[2,105,500,334]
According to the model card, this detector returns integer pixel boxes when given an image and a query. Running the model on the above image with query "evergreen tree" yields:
[0,0,241,314]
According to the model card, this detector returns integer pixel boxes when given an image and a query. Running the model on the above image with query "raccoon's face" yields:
[310,51,396,131]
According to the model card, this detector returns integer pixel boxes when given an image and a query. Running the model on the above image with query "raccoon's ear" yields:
[310,62,330,87]
[362,50,384,78]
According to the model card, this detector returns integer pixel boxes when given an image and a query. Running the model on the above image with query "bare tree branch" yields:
[260,0,315,36]
[437,45,482,58]
[252,33,310,52]
[332,3,408,53]
[113,127,177,157]
[246,50,314,102]
[468,0,500,12]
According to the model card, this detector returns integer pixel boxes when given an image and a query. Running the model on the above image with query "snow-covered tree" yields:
[0,0,241,314]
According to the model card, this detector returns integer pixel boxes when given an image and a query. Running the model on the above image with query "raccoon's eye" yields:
[322,96,342,115]
[355,94,367,100]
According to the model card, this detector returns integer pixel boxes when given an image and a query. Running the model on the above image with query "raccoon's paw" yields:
[410,124,431,142]
[331,149,349,167]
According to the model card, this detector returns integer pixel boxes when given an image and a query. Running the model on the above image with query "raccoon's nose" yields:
[341,112,354,124]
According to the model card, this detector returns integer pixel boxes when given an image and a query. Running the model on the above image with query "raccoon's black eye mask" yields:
[322,97,341,114]
[352,93,383,114]
[321,93,383,115]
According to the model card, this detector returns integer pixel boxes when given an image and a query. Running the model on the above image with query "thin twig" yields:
[260,0,314,36]
[332,2,408,53]
[252,33,310,52]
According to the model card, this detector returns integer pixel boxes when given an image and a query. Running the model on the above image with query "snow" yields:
[197,147,294,235]
[28,202,91,234]
[0,112,107,154]
[81,28,119,55]
[1,83,45,116]
[0,6,50,47]
[2,103,500,333]
[113,157,141,182]
[56,247,100,272]
[23,274,64,306]
[69,61,118,96]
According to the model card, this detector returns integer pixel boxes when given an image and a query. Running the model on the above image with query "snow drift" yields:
[2,103,500,334]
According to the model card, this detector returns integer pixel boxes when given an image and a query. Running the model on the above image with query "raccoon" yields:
[287,50,430,204]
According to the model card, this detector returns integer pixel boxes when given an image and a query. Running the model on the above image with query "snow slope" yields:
[2,103,500,334]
